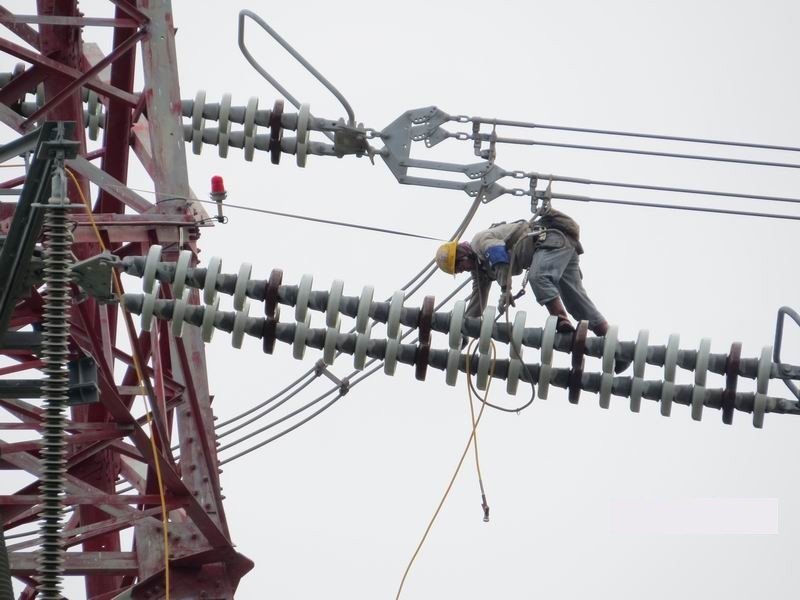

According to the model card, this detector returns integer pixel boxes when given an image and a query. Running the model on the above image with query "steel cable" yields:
[462,115,800,153]
[450,132,800,170]
[525,171,800,206]
[217,279,473,462]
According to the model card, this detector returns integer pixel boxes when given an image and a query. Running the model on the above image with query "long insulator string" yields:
[38,171,72,600]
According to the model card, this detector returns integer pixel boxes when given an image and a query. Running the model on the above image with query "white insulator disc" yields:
[192,89,206,155]
[142,244,162,294]
[140,292,157,331]
[538,316,558,400]
[233,262,253,311]
[630,329,649,413]
[203,256,222,305]
[201,296,219,342]
[323,318,341,366]
[218,92,232,158]
[232,301,251,349]
[599,325,619,409]
[292,313,311,360]
[448,300,466,350]
[171,289,190,337]
[295,274,313,322]
[445,347,460,386]
[172,249,192,299]
[387,290,405,339]
[243,96,258,161]
[691,338,711,421]
[384,335,400,376]
[753,345,773,429]
[478,305,496,354]
[354,322,372,370]
[660,333,679,417]
[476,353,492,391]
[296,102,311,167]
[326,279,344,327]
[356,285,374,334]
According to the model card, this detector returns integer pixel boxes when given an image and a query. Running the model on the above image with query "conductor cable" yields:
[461,115,800,153]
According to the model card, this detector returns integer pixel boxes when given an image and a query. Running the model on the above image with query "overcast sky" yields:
[4,1,800,598]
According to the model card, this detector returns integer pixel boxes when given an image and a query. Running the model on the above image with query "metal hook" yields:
[238,10,356,126]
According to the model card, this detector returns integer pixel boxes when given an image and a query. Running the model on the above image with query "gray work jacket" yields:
[465,211,582,317]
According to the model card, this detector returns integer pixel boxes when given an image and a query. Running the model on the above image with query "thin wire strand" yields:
[217,279,473,461]
[466,116,800,152]
[216,374,319,439]
[525,171,800,205]
[451,132,800,169]
[548,191,800,221]
[211,193,483,442]
[215,370,317,429]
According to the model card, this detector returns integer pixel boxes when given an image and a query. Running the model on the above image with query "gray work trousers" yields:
[527,230,606,328]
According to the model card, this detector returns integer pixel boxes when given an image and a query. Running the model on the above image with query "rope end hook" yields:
[481,494,490,523]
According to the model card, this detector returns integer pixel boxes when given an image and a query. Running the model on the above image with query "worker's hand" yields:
[498,288,515,315]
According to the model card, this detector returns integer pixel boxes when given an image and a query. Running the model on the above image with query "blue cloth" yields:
[484,245,509,267]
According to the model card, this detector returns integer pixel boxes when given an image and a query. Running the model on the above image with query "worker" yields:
[435,208,612,337]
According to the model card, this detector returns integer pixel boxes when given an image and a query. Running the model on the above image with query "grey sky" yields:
[3,0,800,598]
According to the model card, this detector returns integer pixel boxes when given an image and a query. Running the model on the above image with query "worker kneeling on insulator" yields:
[435,207,612,337]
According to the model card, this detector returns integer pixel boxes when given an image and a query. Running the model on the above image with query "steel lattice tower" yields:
[0,2,251,598]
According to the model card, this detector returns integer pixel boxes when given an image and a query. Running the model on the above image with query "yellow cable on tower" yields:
[66,169,171,598]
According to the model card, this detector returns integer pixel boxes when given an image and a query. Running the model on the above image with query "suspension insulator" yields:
[38,196,73,600]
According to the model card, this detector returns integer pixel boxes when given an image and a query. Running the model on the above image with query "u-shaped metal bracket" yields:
[238,9,356,126]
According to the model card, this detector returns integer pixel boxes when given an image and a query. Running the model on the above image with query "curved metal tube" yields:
[238,9,356,125]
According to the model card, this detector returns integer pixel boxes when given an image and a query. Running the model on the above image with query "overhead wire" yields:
[524,171,800,206]
[464,115,800,152]
[210,191,484,452]
[452,131,800,170]
[547,191,800,222]
[217,277,473,463]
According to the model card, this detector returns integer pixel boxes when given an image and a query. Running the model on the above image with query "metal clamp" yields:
[773,306,800,401]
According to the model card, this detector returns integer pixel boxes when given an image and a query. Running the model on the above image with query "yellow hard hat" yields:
[435,240,458,274]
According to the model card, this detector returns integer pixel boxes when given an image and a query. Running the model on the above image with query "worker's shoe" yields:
[591,320,631,373]
[545,298,575,333]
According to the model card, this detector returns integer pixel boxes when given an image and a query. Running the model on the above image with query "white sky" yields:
[3,0,800,598]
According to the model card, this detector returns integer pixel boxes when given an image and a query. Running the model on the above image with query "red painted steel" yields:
[0,1,249,598]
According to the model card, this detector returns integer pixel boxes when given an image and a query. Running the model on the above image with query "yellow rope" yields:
[66,169,171,598]
[395,339,496,600]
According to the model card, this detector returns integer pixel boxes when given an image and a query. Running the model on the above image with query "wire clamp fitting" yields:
[314,359,350,396]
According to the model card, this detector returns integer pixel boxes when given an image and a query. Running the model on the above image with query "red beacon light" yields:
[210,175,227,223]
